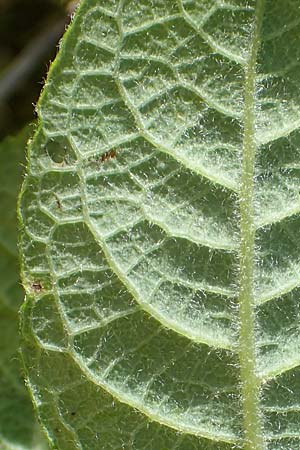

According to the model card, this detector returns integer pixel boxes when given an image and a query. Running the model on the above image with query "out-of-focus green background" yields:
[0,0,74,139]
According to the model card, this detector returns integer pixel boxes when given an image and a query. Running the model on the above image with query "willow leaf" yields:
[19,1,300,449]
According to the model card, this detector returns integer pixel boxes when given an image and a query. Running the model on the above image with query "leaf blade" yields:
[19,1,300,449]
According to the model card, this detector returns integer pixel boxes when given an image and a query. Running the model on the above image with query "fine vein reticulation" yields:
[19,1,300,449]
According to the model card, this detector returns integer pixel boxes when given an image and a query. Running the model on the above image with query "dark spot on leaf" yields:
[54,193,62,210]
[100,149,117,163]
[31,281,43,293]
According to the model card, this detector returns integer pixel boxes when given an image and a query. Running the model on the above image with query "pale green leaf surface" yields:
[19,1,300,449]
[0,128,49,450]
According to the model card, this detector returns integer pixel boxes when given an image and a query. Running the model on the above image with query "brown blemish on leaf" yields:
[100,149,117,163]
[31,281,43,293]
[54,193,62,210]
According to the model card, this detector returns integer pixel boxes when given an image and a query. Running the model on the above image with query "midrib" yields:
[238,0,265,449]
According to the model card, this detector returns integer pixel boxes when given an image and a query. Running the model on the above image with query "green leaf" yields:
[19,1,300,449]
[0,128,49,449]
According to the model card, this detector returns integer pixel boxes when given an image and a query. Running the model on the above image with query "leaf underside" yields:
[0,128,48,450]
[19,1,300,449]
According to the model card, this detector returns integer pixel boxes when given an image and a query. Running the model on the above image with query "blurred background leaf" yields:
[0,0,75,140]
[0,126,50,449]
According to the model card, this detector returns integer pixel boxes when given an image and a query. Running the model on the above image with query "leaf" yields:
[19,1,300,449]
[0,128,49,449]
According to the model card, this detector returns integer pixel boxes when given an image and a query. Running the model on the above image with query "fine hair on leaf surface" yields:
[18,1,300,449]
